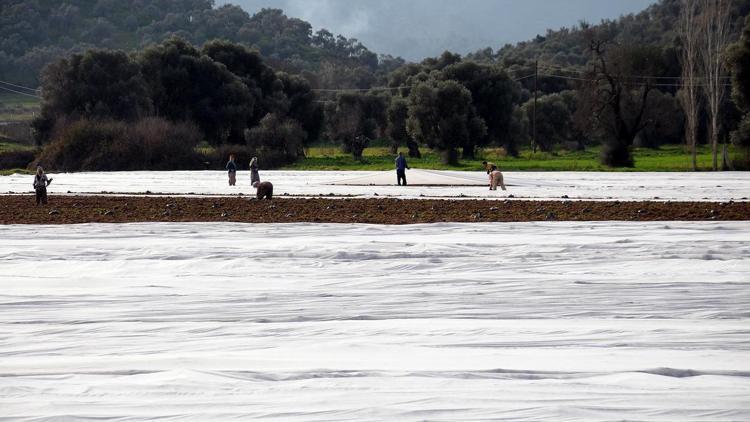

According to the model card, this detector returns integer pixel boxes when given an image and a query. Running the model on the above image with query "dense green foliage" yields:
[35,118,203,171]
[0,1,391,88]
[473,0,750,78]
[139,38,253,144]
[245,113,307,164]
[327,92,388,160]
[521,91,578,152]
[729,16,750,155]
[4,0,750,170]
[31,38,323,170]
[407,79,485,164]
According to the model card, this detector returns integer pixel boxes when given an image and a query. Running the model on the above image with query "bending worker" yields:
[482,161,506,191]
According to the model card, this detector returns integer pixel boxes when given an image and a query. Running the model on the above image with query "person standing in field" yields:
[33,166,52,205]
[395,152,410,186]
[226,154,237,186]
[249,156,260,187]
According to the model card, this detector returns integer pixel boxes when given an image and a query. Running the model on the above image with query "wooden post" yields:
[532,59,538,154]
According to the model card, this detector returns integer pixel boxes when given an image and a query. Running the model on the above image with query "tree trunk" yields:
[712,123,719,171]
[601,136,634,168]
[722,143,735,170]
[692,136,698,171]
[388,142,398,155]
[352,149,364,161]
[462,145,475,160]
[351,135,369,161]
[701,0,731,171]
[441,149,458,165]
[679,0,701,172]
[505,142,519,158]
[407,140,421,158]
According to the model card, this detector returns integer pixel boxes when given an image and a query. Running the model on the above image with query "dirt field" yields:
[2,195,748,224]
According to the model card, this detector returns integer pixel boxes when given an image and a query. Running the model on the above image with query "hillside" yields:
[4,0,749,92]
[0,0,394,88]
[468,0,750,92]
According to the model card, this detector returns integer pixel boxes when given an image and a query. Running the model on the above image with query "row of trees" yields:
[679,0,734,170]
[323,36,716,167]
[324,8,749,169]
[22,1,750,169]
[729,12,750,157]
[32,38,323,169]
[323,57,521,165]
[35,31,750,169]
[463,0,750,167]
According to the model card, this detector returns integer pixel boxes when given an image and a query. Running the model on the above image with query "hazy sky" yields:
[217,0,657,60]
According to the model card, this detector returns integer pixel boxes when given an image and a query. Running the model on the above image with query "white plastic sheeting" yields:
[2,170,749,200]
[1,222,749,420]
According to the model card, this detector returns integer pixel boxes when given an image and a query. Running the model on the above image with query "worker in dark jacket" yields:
[226,154,237,186]
[395,152,410,186]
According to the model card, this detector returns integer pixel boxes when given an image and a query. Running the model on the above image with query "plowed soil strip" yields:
[2,195,749,224]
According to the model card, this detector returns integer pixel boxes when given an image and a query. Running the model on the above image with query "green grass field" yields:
[0,141,35,153]
[284,144,744,172]
[1,136,744,172]
[0,168,31,176]
[0,92,40,122]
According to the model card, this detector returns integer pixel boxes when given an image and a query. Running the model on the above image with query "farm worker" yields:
[482,161,498,174]
[489,170,506,191]
[256,181,273,200]
[33,166,53,205]
[482,161,505,191]
[226,154,237,186]
[249,156,260,187]
[395,152,410,186]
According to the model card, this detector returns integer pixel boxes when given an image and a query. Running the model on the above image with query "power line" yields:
[537,63,732,81]
[0,79,40,92]
[513,73,536,82]
[311,86,405,92]
[538,73,732,87]
[0,84,41,98]
[539,73,591,82]
[313,74,538,94]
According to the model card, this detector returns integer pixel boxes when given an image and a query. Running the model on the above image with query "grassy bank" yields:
[0,168,31,176]
[0,141,35,153]
[283,144,744,172]
[1,138,744,173]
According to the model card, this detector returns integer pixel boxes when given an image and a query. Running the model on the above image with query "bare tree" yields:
[678,0,701,171]
[575,33,660,167]
[701,0,732,171]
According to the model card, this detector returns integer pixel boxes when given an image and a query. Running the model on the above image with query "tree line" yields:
[15,1,750,170]
[32,38,322,170]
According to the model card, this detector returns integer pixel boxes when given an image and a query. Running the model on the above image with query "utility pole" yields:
[532,59,538,154]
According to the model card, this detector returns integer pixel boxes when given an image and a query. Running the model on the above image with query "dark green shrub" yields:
[600,141,634,168]
[0,150,36,169]
[35,118,203,171]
